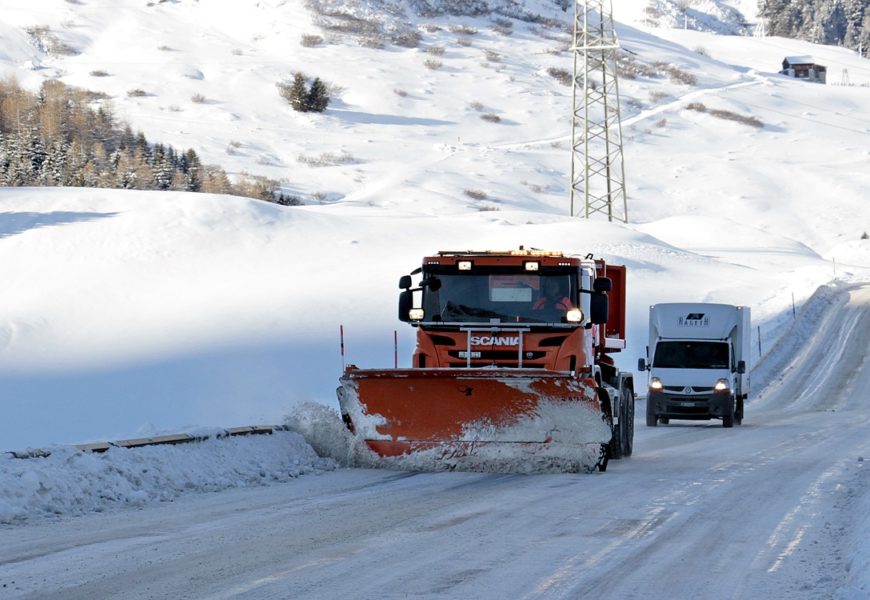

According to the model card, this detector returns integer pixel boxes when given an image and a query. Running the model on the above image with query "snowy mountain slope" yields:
[1,0,869,450]
[1,2,870,597]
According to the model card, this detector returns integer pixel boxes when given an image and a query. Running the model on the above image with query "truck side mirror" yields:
[399,275,412,289]
[593,277,612,292]
[398,290,412,322]
[638,358,646,371]
[736,360,746,374]
[590,293,609,324]
[422,276,441,291]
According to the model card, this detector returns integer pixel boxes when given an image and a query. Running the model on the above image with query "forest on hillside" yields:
[0,78,294,204]
[760,0,870,53]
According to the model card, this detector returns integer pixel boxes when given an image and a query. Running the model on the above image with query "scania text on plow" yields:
[337,249,634,473]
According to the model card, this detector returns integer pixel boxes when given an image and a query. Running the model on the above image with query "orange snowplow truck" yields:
[337,249,634,472]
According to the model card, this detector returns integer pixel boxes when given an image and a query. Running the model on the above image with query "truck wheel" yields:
[660,417,669,424]
[646,396,658,427]
[598,445,609,472]
[722,397,735,428]
[621,388,634,457]
[607,422,623,460]
[735,397,744,425]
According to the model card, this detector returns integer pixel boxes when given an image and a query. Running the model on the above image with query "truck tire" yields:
[607,418,623,460]
[722,396,735,428]
[735,397,744,426]
[621,388,634,457]
[600,389,622,460]
[598,445,609,472]
[646,396,657,427]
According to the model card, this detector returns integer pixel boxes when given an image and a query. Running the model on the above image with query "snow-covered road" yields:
[1,283,868,599]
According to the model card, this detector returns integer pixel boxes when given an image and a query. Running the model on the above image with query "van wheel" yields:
[735,398,744,425]
[722,397,735,428]
[646,397,657,427]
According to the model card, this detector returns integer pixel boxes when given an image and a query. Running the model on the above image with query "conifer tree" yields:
[288,73,308,112]
[307,78,330,113]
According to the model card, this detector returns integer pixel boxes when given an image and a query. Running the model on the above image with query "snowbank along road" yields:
[1,283,869,599]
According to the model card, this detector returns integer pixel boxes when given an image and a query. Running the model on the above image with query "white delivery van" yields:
[638,303,750,428]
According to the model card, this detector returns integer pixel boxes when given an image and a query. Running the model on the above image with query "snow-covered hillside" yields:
[2,1,870,597]
[1,0,868,450]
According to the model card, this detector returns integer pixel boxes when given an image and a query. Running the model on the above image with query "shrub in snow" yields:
[547,67,572,86]
[709,109,763,128]
[301,34,324,47]
[449,24,478,35]
[392,30,422,48]
[279,74,330,113]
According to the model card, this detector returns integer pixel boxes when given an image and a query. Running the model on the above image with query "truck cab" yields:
[398,250,623,375]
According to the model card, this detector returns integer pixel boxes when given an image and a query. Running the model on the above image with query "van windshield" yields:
[653,341,729,369]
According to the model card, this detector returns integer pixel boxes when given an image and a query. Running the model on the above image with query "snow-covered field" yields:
[1,0,869,597]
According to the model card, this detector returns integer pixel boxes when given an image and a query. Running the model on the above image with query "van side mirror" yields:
[398,290,412,322]
[736,360,746,374]
[590,293,608,324]
[638,358,646,371]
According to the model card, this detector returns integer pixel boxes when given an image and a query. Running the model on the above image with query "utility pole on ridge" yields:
[570,0,629,223]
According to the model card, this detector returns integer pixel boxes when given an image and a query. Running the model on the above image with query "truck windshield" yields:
[653,341,729,369]
[421,271,577,324]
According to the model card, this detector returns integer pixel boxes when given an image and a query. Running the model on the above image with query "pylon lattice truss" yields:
[570,0,628,223]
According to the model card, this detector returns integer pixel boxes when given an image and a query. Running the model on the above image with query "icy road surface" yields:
[1,284,869,600]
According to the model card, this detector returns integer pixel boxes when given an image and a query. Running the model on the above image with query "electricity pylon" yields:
[570,0,628,223]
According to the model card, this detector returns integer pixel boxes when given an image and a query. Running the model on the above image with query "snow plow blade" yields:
[337,367,613,472]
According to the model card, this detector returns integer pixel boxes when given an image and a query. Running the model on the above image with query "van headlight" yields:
[649,377,663,392]
[713,378,730,393]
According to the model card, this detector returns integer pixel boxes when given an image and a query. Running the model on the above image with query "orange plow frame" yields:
[337,367,613,468]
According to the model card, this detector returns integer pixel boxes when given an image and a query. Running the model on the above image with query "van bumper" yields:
[648,391,733,420]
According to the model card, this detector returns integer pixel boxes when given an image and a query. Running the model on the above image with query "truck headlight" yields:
[713,378,730,393]
[566,308,584,322]
[408,308,425,321]
[649,377,663,392]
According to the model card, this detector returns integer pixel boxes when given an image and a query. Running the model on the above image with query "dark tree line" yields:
[0,77,290,202]
[760,0,870,54]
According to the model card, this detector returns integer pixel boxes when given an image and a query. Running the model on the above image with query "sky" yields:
[0,0,869,595]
